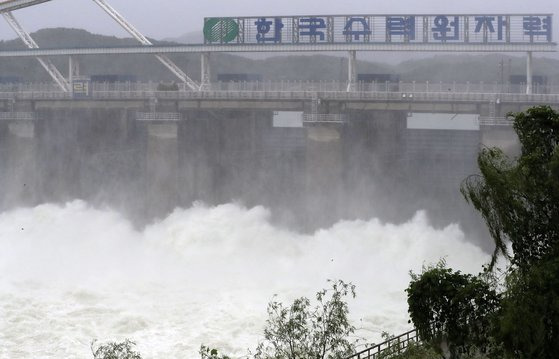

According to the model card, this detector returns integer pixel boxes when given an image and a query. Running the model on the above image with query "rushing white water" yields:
[0,201,488,358]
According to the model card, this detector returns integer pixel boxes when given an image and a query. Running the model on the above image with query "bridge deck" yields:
[6,89,551,103]
[0,42,556,58]
[1,82,558,113]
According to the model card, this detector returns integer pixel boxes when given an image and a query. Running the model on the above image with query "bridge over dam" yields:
[2,81,559,113]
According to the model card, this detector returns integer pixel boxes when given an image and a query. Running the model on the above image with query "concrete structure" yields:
[0,117,35,209]
[1,81,558,113]
[0,1,557,232]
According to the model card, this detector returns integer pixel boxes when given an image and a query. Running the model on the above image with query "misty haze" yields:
[0,1,558,358]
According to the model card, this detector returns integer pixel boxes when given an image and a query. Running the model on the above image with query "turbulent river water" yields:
[0,201,488,358]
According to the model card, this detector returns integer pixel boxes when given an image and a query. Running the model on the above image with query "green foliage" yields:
[406,261,500,359]
[254,280,358,359]
[461,105,559,270]
[90,339,142,359]
[199,345,231,359]
[382,341,441,359]
[497,256,559,358]
[457,106,559,358]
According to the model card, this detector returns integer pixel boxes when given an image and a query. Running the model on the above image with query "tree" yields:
[497,255,559,358]
[91,339,142,359]
[459,106,559,358]
[406,261,500,359]
[199,345,231,359]
[461,105,559,270]
[254,280,358,359]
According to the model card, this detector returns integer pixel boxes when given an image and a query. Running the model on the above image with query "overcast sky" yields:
[0,0,557,41]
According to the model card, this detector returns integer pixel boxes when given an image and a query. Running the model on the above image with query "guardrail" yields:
[1,90,558,105]
[0,81,559,95]
[303,113,348,123]
[0,112,35,121]
[0,81,558,105]
[345,328,422,359]
[204,81,559,94]
[478,117,514,126]
[136,112,181,121]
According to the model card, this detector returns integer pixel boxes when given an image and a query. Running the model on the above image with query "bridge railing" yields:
[478,116,514,126]
[344,328,423,359]
[0,111,35,121]
[1,81,559,100]
[136,112,181,121]
[204,81,559,94]
[1,89,559,106]
[303,113,348,124]
[2,89,559,105]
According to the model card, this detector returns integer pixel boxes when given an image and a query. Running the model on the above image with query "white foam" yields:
[0,201,488,358]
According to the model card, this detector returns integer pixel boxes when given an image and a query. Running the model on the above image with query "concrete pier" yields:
[0,121,36,208]
[178,113,218,205]
[178,110,275,206]
[305,124,345,228]
[342,111,407,221]
[34,108,139,208]
[214,110,273,205]
[35,109,82,203]
[76,108,137,210]
[144,121,180,218]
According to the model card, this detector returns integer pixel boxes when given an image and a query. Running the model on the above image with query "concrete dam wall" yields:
[0,106,493,241]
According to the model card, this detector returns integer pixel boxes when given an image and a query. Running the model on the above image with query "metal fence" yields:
[478,116,514,126]
[0,81,558,105]
[303,113,348,124]
[0,80,558,95]
[345,328,422,359]
[206,80,559,94]
[136,112,182,121]
[0,111,35,121]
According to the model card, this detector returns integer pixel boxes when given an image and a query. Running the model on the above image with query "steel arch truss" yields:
[1,0,200,91]
[2,11,70,91]
[92,0,199,91]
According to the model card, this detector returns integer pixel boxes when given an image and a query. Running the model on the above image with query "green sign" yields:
[204,18,239,43]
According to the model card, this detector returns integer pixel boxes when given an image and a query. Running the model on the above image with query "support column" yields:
[35,109,81,202]
[76,108,132,205]
[3,121,36,207]
[347,51,357,92]
[526,51,533,95]
[305,124,345,228]
[68,56,80,84]
[341,111,408,222]
[201,52,211,90]
[179,112,215,203]
[145,121,179,217]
